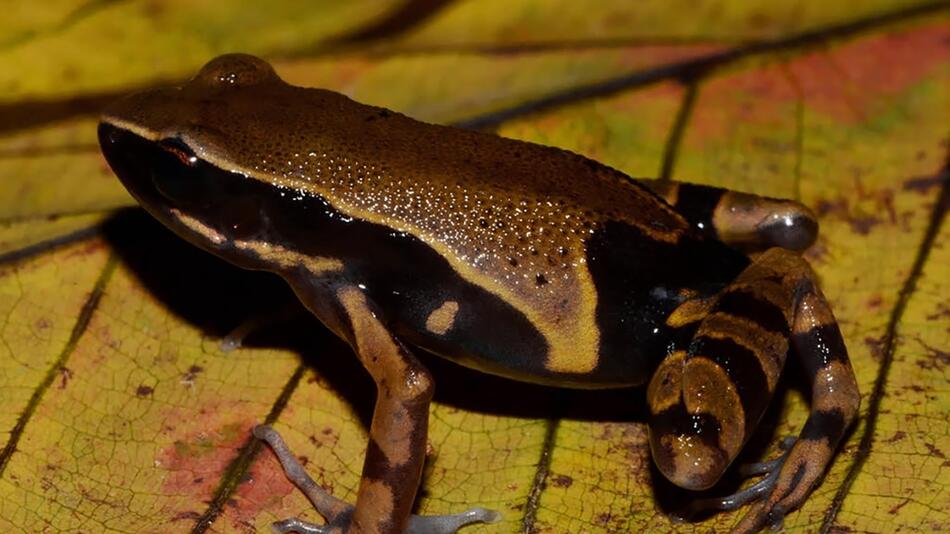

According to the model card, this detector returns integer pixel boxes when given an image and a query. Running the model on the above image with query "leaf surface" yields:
[0,2,947,533]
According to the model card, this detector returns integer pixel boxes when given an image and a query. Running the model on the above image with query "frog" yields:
[98,54,860,534]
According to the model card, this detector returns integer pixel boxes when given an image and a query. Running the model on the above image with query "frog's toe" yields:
[406,507,501,534]
[219,316,263,352]
[685,436,795,526]
[271,517,331,534]
[220,303,305,352]
[729,434,832,533]
[268,507,500,534]
[254,425,353,524]
[737,436,796,477]
[256,424,498,534]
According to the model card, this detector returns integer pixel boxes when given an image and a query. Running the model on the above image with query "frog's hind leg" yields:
[259,281,498,534]
[635,179,818,251]
[647,247,859,531]
[731,250,859,532]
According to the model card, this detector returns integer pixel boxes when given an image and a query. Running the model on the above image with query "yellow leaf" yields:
[0,2,947,533]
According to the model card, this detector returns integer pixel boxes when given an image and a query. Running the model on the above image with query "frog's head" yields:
[98,54,322,266]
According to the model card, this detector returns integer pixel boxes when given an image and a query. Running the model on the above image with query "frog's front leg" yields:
[636,179,818,252]
[261,279,497,534]
[648,247,859,532]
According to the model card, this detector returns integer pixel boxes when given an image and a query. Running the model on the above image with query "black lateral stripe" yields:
[692,335,770,430]
[673,183,724,235]
[800,409,846,443]
[793,323,850,372]
[714,289,790,336]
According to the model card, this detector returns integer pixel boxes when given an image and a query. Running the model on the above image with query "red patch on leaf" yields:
[688,21,948,143]
[157,417,252,498]
[154,400,313,528]
[223,442,304,527]
[787,22,949,122]
[154,403,295,524]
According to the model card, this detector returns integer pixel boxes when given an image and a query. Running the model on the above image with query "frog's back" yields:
[162,80,747,386]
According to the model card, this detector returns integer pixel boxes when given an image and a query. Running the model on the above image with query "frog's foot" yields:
[687,436,796,516]
[219,303,306,352]
[219,318,259,352]
[255,425,500,534]
[732,428,849,533]
[633,179,818,251]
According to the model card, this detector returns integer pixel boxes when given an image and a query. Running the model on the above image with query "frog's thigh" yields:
[648,248,859,531]
[636,179,817,251]
[733,254,859,532]
[648,251,796,491]
[287,278,434,534]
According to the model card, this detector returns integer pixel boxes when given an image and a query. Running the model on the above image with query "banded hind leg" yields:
[258,280,498,534]
[636,179,818,252]
[647,247,859,532]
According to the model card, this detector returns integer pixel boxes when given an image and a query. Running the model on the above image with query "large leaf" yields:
[0,2,947,532]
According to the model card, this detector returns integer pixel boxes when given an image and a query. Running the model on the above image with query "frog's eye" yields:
[160,138,198,167]
[195,54,278,88]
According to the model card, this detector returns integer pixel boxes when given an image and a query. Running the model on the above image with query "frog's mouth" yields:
[97,122,251,253]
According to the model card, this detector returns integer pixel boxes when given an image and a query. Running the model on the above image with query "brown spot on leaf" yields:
[58,367,72,389]
[814,198,847,217]
[902,173,945,194]
[924,443,945,459]
[849,214,881,235]
[182,365,204,384]
[136,385,154,397]
[926,300,950,321]
[914,338,949,371]
[864,336,885,362]
[884,431,906,443]
[171,511,202,522]
[888,499,911,515]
